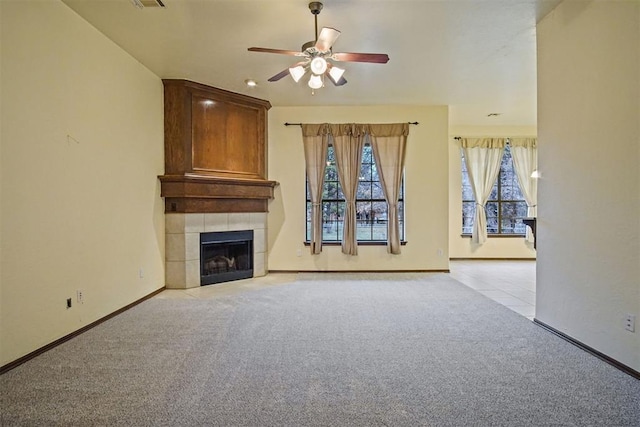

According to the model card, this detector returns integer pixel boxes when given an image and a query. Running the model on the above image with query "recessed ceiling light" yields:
[245,79,257,87]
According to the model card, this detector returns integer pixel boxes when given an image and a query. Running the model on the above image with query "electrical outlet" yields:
[66,298,72,309]
[296,249,302,257]
[624,314,636,332]
[139,268,144,279]
[76,290,83,304]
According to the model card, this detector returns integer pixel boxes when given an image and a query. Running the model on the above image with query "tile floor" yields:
[449,260,536,320]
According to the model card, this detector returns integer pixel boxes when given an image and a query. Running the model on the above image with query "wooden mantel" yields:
[158,80,277,213]
[160,174,277,213]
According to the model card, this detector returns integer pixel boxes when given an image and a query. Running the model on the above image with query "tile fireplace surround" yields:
[165,212,267,288]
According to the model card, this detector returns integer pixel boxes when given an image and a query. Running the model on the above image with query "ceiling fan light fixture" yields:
[308,74,323,89]
[289,65,306,83]
[247,1,389,94]
[310,57,328,75]
[328,65,345,83]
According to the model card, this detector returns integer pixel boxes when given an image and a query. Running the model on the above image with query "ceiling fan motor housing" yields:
[309,2,323,15]
[301,40,315,51]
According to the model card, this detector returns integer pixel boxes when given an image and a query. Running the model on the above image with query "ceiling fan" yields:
[248,1,389,93]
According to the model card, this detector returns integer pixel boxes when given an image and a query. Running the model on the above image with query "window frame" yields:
[461,144,528,237]
[305,142,406,245]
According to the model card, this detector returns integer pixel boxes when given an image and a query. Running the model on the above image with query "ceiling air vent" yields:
[131,0,165,8]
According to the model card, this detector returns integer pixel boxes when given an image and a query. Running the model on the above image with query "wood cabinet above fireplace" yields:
[159,80,277,213]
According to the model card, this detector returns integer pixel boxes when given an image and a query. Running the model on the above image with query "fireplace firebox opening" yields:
[200,230,253,285]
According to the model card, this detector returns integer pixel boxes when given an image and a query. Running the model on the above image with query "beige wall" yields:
[449,125,537,259]
[537,0,639,371]
[0,1,165,366]
[268,106,449,271]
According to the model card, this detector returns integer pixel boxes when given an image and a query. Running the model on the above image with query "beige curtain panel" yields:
[301,122,410,256]
[302,124,330,254]
[510,138,538,244]
[369,123,409,254]
[331,124,365,255]
[460,138,506,244]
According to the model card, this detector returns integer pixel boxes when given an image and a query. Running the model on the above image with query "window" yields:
[462,144,527,235]
[306,143,405,243]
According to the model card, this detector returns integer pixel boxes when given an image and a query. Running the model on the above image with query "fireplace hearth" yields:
[200,230,253,285]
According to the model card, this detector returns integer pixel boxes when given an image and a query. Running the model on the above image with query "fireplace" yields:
[200,230,253,285]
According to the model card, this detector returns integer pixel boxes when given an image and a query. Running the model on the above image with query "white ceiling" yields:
[62,0,561,126]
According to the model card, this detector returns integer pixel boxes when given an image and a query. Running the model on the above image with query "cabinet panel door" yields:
[191,94,265,179]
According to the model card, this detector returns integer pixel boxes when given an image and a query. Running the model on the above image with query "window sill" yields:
[304,241,408,246]
[460,234,525,238]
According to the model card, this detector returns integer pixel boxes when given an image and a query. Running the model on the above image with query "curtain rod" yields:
[454,136,513,144]
[284,122,419,126]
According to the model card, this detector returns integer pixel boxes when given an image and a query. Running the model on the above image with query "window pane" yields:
[462,201,475,218]
[501,174,515,200]
[324,181,337,199]
[323,221,338,240]
[357,181,371,199]
[360,161,372,182]
[398,201,404,241]
[356,221,372,240]
[338,202,345,222]
[462,184,474,201]
[513,218,527,234]
[322,200,339,241]
[486,202,498,218]
[306,201,312,240]
[487,216,499,234]
[501,219,517,234]
[488,182,498,200]
[372,221,387,241]
[501,202,519,219]
[372,182,385,199]
[336,221,344,241]
[357,201,372,223]
[516,201,528,217]
[512,179,525,200]
[372,201,387,223]
[326,164,337,182]
[462,201,475,234]
[371,162,379,181]
[362,144,373,163]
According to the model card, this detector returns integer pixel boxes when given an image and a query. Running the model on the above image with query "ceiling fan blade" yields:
[328,75,347,86]
[248,47,304,56]
[315,27,341,52]
[332,52,390,64]
[267,68,292,82]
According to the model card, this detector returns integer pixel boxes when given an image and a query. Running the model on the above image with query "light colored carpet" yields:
[1,273,638,426]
